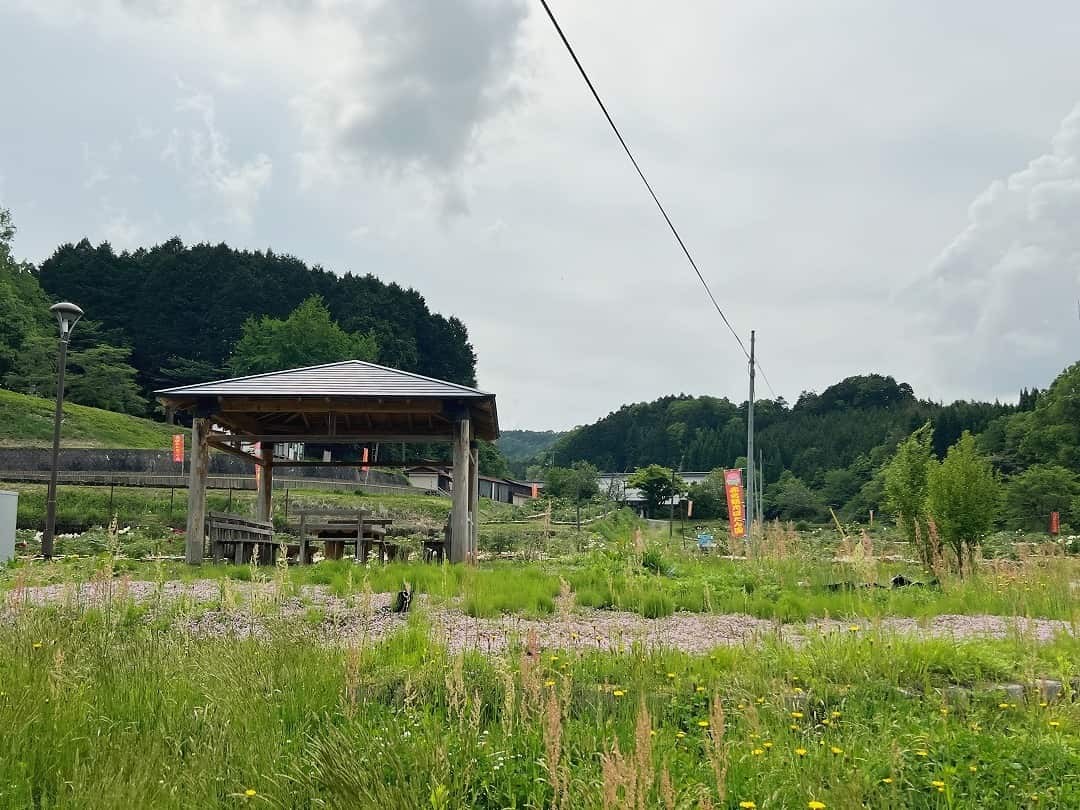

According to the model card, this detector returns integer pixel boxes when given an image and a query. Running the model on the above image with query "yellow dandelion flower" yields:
[696,686,706,693]
[666,672,677,679]
[698,720,710,728]
[830,746,843,755]
[32,642,43,649]
[762,741,773,748]
[848,624,860,632]
[755,697,765,704]
[1049,720,1061,728]
[1039,701,1048,708]
[789,725,799,731]
[969,765,978,773]
[795,747,808,756]
[545,680,556,687]
[650,730,657,736]
[751,748,765,756]
[940,707,949,715]
[915,749,929,757]
[737,703,746,709]
[791,712,804,719]
[830,711,842,718]
[998,703,1010,709]
[613,689,625,697]
[937,787,945,793]
[808,801,827,809]
[244,789,257,797]
[931,781,945,788]
[739,802,757,809]
[822,719,832,727]
[676,731,686,739]
[881,778,893,784]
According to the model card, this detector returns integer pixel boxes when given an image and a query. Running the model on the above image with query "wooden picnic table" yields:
[287,509,396,563]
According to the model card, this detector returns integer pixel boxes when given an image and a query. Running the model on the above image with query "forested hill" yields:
[36,238,477,396]
[496,430,566,468]
[547,374,1032,513]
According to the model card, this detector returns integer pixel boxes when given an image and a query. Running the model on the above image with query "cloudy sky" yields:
[3,1,1079,430]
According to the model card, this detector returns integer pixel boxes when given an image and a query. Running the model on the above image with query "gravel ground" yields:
[4,580,1075,652]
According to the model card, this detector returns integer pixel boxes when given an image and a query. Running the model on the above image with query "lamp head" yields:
[50,302,84,340]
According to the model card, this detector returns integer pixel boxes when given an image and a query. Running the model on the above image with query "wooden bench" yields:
[286,509,395,564]
[206,512,276,565]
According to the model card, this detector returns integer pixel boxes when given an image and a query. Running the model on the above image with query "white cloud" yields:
[169,90,273,226]
[917,103,1080,396]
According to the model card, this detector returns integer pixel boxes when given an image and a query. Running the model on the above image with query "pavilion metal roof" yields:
[155,360,492,399]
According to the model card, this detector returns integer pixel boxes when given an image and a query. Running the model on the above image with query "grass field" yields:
[0,388,181,449]
[4,489,1079,808]
[2,601,1078,808]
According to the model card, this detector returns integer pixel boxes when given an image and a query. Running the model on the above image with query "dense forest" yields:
[1,206,477,418]
[497,430,565,472]
[531,371,1073,524]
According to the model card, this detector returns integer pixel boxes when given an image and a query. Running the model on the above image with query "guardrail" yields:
[0,471,429,498]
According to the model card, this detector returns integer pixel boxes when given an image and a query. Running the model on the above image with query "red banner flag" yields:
[724,469,747,538]
[172,434,184,463]
[1050,511,1061,535]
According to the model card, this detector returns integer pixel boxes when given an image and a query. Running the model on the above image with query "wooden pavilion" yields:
[156,360,499,565]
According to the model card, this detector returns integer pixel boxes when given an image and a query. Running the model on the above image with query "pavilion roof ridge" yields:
[155,359,492,398]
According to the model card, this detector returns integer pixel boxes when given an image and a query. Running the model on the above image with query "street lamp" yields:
[41,301,83,559]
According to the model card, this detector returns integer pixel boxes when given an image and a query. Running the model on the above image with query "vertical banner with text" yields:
[254,442,262,489]
[1050,511,1061,535]
[724,469,747,538]
[172,434,185,463]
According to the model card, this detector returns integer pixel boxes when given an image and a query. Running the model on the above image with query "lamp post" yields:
[41,301,83,559]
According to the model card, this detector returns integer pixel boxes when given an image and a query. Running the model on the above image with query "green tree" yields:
[884,423,936,565]
[1004,464,1078,531]
[627,464,686,518]
[766,471,826,522]
[686,468,729,520]
[544,461,600,530]
[66,345,148,415]
[926,432,1000,575]
[0,207,50,380]
[228,295,378,375]
[476,441,510,479]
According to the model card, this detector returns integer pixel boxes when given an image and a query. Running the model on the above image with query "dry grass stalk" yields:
[558,577,573,624]
[343,644,362,718]
[446,653,465,720]
[520,631,542,719]
[600,740,635,810]
[6,566,29,612]
[660,765,675,810]
[633,700,655,808]
[926,517,946,579]
[543,689,565,807]
[707,695,728,804]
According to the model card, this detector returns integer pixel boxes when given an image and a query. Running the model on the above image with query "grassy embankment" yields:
[0,388,180,449]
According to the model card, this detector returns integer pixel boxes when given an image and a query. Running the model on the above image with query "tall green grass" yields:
[1,602,1077,808]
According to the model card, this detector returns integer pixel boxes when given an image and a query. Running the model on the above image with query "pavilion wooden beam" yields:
[185,417,210,565]
[207,438,266,466]
[203,433,459,444]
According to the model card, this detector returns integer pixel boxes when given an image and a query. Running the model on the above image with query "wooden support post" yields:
[469,443,479,564]
[185,417,210,565]
[255,444,274,565]
[450,415,471,564]
[256,442,274,523]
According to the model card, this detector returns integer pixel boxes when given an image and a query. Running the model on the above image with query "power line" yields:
[537,0,777,398]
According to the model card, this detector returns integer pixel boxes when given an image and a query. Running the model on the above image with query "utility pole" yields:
[746,330,756,535]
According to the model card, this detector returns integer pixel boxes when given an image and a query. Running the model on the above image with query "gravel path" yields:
[5,580,1075,651]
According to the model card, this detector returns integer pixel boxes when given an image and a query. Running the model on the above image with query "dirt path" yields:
[5,580,1075,652]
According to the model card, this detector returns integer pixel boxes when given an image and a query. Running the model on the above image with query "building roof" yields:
[156,360,498,441]
[156,360,492,399]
